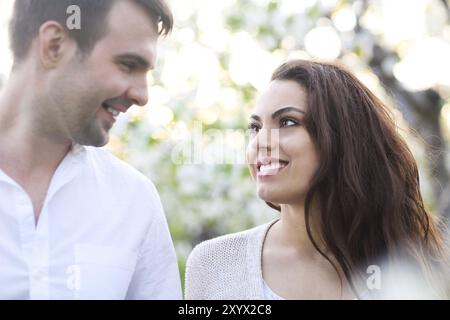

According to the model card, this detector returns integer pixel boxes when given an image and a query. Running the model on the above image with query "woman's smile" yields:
[256,157,289,178]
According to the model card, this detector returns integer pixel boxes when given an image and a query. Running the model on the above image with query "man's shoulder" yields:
[81,146,165,221]
[82,147,161,205]
[84,146,153,187]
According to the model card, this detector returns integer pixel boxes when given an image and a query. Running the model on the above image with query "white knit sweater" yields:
[185,220,278,300]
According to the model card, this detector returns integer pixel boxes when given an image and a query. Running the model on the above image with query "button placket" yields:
[15,189,35,264]
[29,204,50,300]
[12,188,49,299]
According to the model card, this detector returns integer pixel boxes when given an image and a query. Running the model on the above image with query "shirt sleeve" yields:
[125,183,182,300]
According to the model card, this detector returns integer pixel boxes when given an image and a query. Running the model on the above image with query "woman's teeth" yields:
[259,162,287,174]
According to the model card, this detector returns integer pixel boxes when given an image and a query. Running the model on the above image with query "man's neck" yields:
[0,78,72,181]
[0,129,71,176]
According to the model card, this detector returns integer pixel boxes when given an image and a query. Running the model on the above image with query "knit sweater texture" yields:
[185,220,277,300]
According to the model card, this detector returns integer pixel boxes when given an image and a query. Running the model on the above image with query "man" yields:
[0,0,182,299]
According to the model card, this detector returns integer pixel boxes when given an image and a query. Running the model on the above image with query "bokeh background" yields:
[1,0,449,285]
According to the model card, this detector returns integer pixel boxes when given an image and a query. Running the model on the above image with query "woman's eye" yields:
[280,118,298,127]
[248,123,261,133]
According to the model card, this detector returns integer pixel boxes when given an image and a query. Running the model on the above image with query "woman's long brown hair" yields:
[269,60,449,298]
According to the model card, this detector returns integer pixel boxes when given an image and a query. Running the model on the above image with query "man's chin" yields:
[89,135,109,147]
[91,139,109,148]
[74,131,109,147]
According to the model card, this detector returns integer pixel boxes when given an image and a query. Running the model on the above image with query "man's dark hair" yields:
[9,0,173,63]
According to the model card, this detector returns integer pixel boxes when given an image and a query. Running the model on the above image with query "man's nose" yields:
[126,80,149,107]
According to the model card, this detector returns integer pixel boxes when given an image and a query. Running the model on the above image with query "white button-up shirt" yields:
[0,145,182,299]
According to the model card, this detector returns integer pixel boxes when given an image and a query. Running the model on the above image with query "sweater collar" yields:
[246,219,280,299]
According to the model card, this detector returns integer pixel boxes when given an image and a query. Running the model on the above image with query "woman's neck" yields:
[271,202,326,259]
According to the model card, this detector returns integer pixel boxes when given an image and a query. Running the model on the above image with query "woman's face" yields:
[247,80,319,205]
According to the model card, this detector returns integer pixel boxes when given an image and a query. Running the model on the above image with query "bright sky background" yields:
[0,1,13,79]
[0,0,449,128]
[0,0,449,262]
[1,0,449,88]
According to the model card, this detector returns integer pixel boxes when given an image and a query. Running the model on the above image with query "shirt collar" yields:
[0,143,88,188]
[70,143,86,156]
[43,143,88,201]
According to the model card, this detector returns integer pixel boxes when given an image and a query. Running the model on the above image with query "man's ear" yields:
[38,21,71,68]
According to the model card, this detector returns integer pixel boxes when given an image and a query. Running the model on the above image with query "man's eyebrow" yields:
[114,53,154,70]
[250,106,305,121]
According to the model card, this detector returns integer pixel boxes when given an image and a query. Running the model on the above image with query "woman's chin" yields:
[257,187,305,207]
[257,188,283,204]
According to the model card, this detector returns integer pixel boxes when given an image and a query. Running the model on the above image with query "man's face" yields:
[48,0,159,147]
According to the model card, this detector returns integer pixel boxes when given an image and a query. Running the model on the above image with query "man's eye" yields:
[121,62,136,72]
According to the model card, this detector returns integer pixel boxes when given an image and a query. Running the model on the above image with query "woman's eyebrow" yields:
[271,106,305,119]
[250,107,305,121]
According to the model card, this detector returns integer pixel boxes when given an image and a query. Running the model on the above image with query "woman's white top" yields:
[262,280,285,300]
[185,219,280,299]
[185,218,380,300]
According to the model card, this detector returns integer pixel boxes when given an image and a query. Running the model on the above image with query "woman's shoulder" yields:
[184,220,277,299]
[186,221,275,269]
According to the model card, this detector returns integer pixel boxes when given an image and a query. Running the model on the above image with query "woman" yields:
[185,60,449,299]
